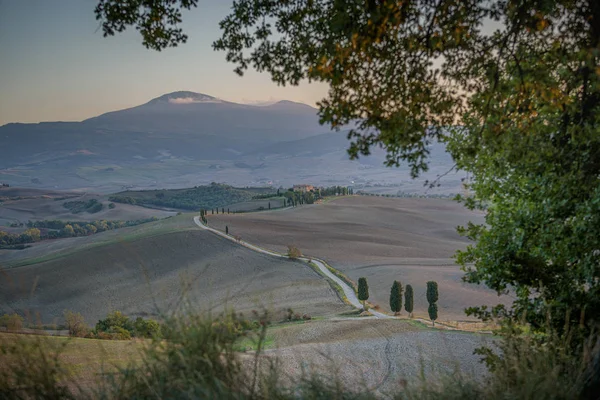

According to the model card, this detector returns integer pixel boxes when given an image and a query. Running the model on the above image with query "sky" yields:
[0,0,327,126]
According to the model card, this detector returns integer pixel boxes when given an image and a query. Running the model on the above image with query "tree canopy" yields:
[94,0,600,338]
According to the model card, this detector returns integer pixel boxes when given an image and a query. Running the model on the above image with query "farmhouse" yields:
[293,184,314,193]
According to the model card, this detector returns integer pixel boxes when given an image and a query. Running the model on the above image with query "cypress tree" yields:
[357,277,369,308]
[226,226,229,235]
[227,208,230,214]
[212,209,214,215]
[222,207,225,214]
[426,281,439,325]
[268,202,271,209]
[404,284,414,317]
[428,303,438,326]
[426,281,439,304]
[389,280,403,314]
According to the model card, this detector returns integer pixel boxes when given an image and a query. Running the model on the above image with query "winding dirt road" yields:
[193,216,391,319]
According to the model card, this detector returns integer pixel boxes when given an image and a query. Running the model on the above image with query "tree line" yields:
[0,217,159,247]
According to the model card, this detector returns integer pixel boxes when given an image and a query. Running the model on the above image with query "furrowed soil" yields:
[0,228,352,323]
[266,319,489,395]
[210,196,512,321]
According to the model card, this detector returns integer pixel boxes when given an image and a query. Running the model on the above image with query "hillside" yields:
[209,195,511,321]
[0,228,351,323]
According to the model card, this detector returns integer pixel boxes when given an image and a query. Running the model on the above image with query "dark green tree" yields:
[426,281,439,305]
[389,280,403,315]
[404,285,414,318]
[226,226,229,235]
[357,277,369,309]
[222,207,225,214]
[428,303,438,327]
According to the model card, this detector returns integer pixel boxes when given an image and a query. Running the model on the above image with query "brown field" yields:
[0,227,352,324]
[209,196,512,321]
[267,319,489,395]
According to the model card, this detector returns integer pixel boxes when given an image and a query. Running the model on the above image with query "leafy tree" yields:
[426,281,439,305]
[95,0,600,342]
[287,245,301,259]
[389,280,403,315]
[357,277,369,309]
[404,284,414,318]
[0,313,23,332]
[428,303,438,327]
[62,224,75,237]
[96,311,133,334]
[64,310,88,337]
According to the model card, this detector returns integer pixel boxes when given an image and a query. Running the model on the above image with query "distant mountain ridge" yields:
[0,91,460,194]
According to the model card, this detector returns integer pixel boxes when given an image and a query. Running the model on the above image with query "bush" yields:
[134,317,161,338]
[63,310,88,337]
[0,313,23,332]
[287,245,301,259]
[108,202,116,209]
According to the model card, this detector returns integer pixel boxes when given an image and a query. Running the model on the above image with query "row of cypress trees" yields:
[357,277,439,324]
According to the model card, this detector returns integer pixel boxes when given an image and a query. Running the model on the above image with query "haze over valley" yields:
[0,91,461,195]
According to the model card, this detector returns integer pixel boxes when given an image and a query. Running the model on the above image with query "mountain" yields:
[0,91,459,193]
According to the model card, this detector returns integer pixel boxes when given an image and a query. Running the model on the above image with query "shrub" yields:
[287,245,301,259]
[0,313,23,332]
[134,317,161,338]
[108,202,116,209]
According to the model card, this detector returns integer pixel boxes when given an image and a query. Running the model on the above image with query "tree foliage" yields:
[426,281,439,305]
[428,302,438,325]
[94,0,198,51]
[358,277,369,307]
[389,280,403,314]
[63,310,88,338]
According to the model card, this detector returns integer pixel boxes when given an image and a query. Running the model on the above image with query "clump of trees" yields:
[63,199,103,214]
[110,183,255,211]
[91,311,161,340]
[358,277,369,309]
[0,228,40,248]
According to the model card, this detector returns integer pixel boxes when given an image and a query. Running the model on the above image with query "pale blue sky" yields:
[0,0,327,125]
